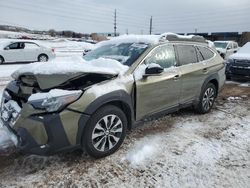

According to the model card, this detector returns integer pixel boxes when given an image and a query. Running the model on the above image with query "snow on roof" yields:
[96,32,207,48]
[96,34,160,48]
[11,56,129,79]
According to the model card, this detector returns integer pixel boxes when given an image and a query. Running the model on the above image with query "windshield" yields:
[214,42,228,49]
[83,43,149,66]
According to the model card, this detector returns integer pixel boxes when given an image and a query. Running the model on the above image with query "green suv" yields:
[0,34,225,158]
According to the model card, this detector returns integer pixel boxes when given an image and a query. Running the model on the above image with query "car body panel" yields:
[135,67,181,120]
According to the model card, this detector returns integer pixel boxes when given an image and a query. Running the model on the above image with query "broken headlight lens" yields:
[28,89,82,112]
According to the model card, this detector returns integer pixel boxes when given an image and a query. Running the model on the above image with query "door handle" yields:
[203,68,208,73]
[173,75,180,80]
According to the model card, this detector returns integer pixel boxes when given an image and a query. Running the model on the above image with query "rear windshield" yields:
[83,43,149,66]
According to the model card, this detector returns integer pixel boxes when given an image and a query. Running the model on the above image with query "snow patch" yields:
[12,56,129,79]
[123,136,162,166]
[134,64,147,80]
[227,97,242,101]
[97,34,160,48]
[86,75,133,98]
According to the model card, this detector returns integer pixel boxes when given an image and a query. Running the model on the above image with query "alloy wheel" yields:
[39,55,48,62]
[91,114,123,152]
[202,87,215,111]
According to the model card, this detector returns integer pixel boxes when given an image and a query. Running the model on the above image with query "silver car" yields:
[0,40,56,64]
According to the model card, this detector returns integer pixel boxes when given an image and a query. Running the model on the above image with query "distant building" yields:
[187,32,250,46]
[96,32,120,37]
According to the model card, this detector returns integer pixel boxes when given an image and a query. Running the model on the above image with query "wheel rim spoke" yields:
[94,136,106,150]
[108,136,114,150]
[92,131,105,139]
[110,119,122,131]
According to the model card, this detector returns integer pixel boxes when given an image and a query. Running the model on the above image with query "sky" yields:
[0,0,250,34]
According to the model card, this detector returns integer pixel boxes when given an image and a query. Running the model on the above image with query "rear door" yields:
[176,44,209,104]
[23,42,41,62]
[2,42,25,62]
[135,44,181,120]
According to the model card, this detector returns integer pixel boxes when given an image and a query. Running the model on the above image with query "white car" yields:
[214,41,239,59]
[0,40,56,64]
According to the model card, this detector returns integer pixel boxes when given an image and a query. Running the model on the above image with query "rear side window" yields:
[176,45,198,65]
[197,46,214,60]
[25,43,39,49]
[233,43,238,49]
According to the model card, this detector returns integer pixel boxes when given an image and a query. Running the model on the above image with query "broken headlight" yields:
[28,89,82,112]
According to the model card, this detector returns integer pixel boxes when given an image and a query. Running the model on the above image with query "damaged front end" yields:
[0,72,115,155]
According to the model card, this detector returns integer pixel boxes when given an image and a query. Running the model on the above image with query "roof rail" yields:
[159,33,207,43]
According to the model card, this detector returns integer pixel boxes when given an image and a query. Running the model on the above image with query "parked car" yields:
[0,34,225,158]
[226,42,250,80]
[214,41,239,59]
[0,40,55,64]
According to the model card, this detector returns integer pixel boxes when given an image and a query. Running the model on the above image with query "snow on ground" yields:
[0,84,249,187]
[0,64,24,79]
[38,39,95,57]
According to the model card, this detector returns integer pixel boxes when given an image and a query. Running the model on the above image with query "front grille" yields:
[0,90,21,127]
[235,59,250,64]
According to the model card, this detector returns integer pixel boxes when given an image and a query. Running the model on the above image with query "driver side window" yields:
[145,45,176,69]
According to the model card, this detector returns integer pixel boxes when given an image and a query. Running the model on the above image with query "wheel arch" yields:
[201,74,219,97]
[76,90,134,145]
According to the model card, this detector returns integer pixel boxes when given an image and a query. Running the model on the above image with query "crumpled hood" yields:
[11,57,129,90]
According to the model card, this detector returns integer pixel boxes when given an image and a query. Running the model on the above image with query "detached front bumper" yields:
[1,89,90,155]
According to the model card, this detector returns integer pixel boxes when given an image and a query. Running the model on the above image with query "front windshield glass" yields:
[214,42,228,49]
[83,43,149,66]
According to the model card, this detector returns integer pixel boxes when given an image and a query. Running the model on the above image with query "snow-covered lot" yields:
[0,82,249,187]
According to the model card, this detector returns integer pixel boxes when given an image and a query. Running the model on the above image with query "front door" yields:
[135,44,181,120]
[3,42,25,62]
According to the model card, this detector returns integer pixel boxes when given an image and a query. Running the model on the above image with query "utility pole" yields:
[114,9,117,37]
[149,16,153,35]
[126,29,128,35]
[195,28,198,34]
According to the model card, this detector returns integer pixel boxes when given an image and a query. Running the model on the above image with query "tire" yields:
[0,56,4,64]
[196,83,217,114]
[38,54,48,62]
[82,105,127,158]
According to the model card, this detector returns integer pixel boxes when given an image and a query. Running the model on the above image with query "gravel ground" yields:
[0,83,250,188]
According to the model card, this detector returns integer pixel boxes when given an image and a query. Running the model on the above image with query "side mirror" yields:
[227,47,232,50]
[144,63,164,77]
[4,46,9,50]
